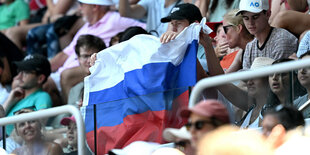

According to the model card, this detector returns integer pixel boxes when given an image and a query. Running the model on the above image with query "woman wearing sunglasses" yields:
[221,9,254,73]
[180,99,230,152]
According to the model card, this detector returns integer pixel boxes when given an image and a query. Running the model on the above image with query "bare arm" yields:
[2,87,25,115]
[48,142,64,155]
[50,52,68,72]
[199,32,249,111]
[287,0,308,12]
[19,19,29,26]
[119,0,147,19]
[225,49,243,73]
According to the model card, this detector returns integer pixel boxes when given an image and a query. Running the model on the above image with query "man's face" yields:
[78,47,99,74]
[79,3,94,23]
[170,19,190,33]
[241,11,269,36]
[187,113,216,147]
[15,70,39,90]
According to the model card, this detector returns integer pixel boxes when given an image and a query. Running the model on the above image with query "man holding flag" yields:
[84,3,212,154]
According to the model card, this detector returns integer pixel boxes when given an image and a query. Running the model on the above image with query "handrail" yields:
[0,105,85,155]
[189,58,310,107]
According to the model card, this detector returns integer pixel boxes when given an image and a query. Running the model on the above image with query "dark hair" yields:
[266,58,306,109]
[109,32,124,47]
[75,35,106,56]
[0,58,3,69]
[263,105,305,131]
[299,50,310,59]
[119,26,149,43]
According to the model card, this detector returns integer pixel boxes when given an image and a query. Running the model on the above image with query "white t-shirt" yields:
[138,0,180,36]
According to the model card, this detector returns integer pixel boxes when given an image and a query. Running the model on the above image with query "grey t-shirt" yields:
[294,94,310,118]
[242,27,298,69]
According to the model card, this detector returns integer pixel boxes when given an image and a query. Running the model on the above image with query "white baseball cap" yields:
[78,0,115,5]
[237,0,269,15]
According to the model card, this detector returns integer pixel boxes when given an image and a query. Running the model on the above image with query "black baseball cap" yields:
[161,3,203,23]
[14,54,51,78]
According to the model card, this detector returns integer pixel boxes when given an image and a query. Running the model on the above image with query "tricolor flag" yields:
[83,22,207,154]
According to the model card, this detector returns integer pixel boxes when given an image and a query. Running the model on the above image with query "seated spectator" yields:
[118,0,182,36]
[180,99,230,154]
[12,108,63,155]
[222,9,254,73]
[2,54,52,135]
[237,0,298,70]
[162,126,194,154]
[262,105,305,137]
[266,58,306,109]
[294,50,310,118]
[60,116,78,154]
[0,0,30,31]
[271,0,310,37]
[61,34,106,104]
[46,0,145,107]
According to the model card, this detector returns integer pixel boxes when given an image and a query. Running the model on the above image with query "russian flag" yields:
[83,22,206,154]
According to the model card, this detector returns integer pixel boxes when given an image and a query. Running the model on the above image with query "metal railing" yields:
[0,105,86,155]
[189,58,310,107]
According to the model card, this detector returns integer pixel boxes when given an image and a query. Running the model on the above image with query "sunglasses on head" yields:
[185,120,214,131]
[223,25,234,34]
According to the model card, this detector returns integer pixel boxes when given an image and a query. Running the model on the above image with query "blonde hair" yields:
[223,9,244,26]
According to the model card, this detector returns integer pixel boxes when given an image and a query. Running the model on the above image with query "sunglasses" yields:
[185,120,214,130]
[223,25,234,34]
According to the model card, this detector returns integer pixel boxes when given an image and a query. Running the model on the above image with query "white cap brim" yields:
[78,0,115,5]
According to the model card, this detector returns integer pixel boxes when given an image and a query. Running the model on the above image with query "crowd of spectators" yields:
[0,0,310,154]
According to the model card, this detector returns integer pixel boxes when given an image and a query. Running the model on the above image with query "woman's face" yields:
[298,55,310,89]
[16,120,41,142]
[222,20,239,48]
[247,78,269,97]
[269,73,290,96]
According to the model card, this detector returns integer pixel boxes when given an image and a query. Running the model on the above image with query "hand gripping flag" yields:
[83,20,210,154]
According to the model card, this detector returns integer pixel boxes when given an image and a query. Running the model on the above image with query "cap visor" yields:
[13,61,32,71]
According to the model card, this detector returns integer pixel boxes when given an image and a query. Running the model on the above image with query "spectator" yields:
[159,3,210,73]
[118,0,182,36]
[3,54,52,135]
[262,105,305,137]
[266,58,306,109]
[60,116,78,155]
[222,9,254,73]
[12,108,63,155]
[61,34,106,104]
[180,99,230,153]
[0,0,30,31]
[45,0,145,106]
[237,0,298,70]
[294,50,310,118]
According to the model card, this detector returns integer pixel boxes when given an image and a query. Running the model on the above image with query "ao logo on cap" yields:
[250,2,260,7]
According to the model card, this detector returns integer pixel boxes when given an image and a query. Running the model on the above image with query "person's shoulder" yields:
[272,27,297,39]
[294,94,308,107]
[46,142,64,155]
